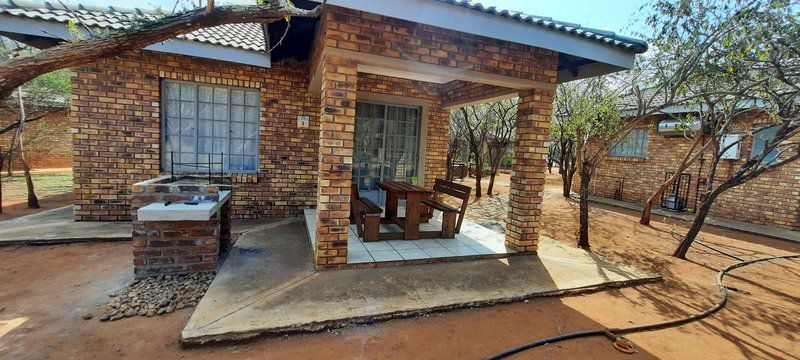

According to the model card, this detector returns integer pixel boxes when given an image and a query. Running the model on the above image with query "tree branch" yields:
[0,0,326,99]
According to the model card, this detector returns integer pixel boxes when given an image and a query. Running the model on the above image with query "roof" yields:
[0,0,266,52]
[438,0,648,54]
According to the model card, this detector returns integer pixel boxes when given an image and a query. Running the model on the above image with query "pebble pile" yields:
[99,272,215,321]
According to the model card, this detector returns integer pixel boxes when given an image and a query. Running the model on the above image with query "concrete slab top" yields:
[181,218,660,344]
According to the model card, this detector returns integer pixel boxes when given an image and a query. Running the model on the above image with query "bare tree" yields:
[485,99,517,196]
[633,0,800,258]
[454,105,491,198]
[12,87,39,208]
[446,118,467,181]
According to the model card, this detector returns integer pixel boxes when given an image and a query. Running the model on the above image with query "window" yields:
[610,128,649,158]
[750,124,779,165]
[162,80,259,173]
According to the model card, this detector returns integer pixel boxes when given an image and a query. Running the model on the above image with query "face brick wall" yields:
[320,6,556,83]
[0,107,72,170]
[584,113,800,230]
[71,50,320,221]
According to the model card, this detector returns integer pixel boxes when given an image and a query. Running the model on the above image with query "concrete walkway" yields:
[589,196,800,243]
[0,206,132,245]
[181,218,660,344]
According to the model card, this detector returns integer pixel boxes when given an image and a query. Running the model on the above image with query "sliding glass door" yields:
[353,101,421,205]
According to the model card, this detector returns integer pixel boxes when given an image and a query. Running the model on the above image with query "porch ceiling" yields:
[308,47,557,93]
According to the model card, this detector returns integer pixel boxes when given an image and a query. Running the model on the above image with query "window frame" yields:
[749,123,780,165]
[160,79,260,174]
[610,128,649,158]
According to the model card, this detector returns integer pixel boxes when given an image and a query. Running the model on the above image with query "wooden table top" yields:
[377,181,432,194]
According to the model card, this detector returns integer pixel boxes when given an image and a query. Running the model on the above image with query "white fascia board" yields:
[0,14,270,68]
[314,0,637,69]
[145,40,270,68]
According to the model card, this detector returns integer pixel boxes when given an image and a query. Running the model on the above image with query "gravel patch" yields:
[99,272,215,322]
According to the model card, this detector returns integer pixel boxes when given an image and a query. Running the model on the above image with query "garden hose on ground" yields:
[485,254,800,360]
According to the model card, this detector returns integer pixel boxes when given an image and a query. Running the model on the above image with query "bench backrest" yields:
[432,179,471,233]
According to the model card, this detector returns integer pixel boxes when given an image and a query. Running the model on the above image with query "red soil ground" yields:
[0,173,798,359]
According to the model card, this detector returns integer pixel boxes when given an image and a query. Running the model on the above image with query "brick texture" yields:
[0,107,72,169]
[505,88,554,252]
[584,112,800,230]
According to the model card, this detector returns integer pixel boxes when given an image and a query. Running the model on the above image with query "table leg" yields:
[385,189,398,219]
[404,192,422,240]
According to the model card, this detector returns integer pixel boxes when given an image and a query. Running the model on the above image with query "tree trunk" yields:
[577,164,591,249]
[672,191,719,259]
[22,159,39,209]
[640,136,703,225]
[561,168,573,198]
[0,146,4,214]
[487,170,496,196]
[474,156,483,198]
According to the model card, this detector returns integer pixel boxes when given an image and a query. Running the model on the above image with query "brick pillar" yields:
[315,55,357,269]
[505,88,553,252]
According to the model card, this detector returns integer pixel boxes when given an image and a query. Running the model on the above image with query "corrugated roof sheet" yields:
[437,0,648,53]
[0,0,647,55]
[0,0,266,52]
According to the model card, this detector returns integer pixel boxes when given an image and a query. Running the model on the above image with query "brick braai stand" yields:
[131,176,232,279]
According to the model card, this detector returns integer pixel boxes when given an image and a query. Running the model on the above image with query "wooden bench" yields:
[350,183,383,242]
[422,179,471,238]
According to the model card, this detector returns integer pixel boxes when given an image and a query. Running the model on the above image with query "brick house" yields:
[584,107,800,231]
[0,0,647,267]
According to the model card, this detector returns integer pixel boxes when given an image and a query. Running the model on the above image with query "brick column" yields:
[315,55,357,268]
[505,88,553,252]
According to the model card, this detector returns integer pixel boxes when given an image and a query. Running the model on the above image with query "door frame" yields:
[355,91,430,187]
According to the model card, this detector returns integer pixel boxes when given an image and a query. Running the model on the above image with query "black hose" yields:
[485,254,800,360]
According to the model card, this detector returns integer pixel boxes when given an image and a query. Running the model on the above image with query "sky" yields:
[39,0,650,38]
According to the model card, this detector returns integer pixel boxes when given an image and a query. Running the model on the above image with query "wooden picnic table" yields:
[377,180,433,240]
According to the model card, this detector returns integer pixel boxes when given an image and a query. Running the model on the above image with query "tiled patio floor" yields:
[304,209,516,267]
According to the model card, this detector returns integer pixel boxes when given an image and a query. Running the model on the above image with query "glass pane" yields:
[165,82,180,100]
[165,100,180,117]
[244,140,257,154]
[180,136,195,153]
[180,84,195,101]
[166,118,180,135]
[244,156,257,170]
[198,86,213,102]
[213,104,229,121]
[198,120,213,137]
[231,105,245,122]
[180,119,195,136]
[180,102,195,118]
[198,138,213,153]
[165,136,179,152]
[213,121,228,136]
[231,122,244,138]
[231,139,244,154]
[245,123,258,139]
[231,90,244,105]
[214,88,228,104]
[198,103,213,119]
[213,138,227,154]
[245,91,258,106]
[180,153,195,167]
[245,107,259,123]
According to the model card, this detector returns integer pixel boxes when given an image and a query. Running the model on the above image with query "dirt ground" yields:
[0,169,73,222]
[0,173,798,359]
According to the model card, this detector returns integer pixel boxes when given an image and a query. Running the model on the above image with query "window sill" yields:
[160,171,259,183]
[608,156,648,162]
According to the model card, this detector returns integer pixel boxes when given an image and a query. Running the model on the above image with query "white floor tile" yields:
[448,245,479,256]
[347,251,374,264]
[388,240,420,250]
[397,249,430,260]
[363,241,394,251]
[423,247,455,258]
[370,249,403,262]
[412,239,444,249]
[348,241,367,252]
[469,244,498,255]
[435,238,463,248]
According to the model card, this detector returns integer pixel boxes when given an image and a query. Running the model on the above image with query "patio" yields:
[305,209,517,267]
[181,217,659,344]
